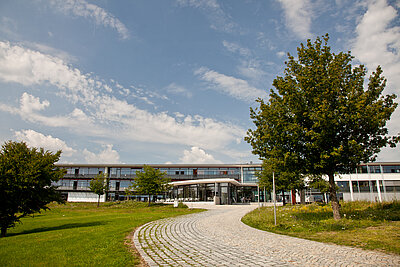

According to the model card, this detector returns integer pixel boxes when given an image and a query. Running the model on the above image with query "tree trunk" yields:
[1,226,6,237]
[148,194,151,207]
[300,189,306,204]
[97,194,100,207]
[291,190,296,205]
[282,191,286,206]
[328,172,341,220]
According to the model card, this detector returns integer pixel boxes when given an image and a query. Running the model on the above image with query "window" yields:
[120,180,132,189]
[358,181,371,192]
[383,165,400,173]
[337,181,350,192]
[116,182,120,191]
[121,168,131,177]
[368,166,381,173]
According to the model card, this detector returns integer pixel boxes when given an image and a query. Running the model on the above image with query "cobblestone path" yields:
[133,204,400,266]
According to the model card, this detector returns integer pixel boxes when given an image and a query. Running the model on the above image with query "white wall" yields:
[67,192,105,202]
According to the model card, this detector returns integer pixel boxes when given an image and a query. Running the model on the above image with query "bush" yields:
[177,202,188,208]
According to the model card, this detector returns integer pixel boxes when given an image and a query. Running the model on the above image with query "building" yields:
[54,162,400,204]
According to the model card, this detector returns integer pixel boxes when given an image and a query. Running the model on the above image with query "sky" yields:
[0,0,399,164]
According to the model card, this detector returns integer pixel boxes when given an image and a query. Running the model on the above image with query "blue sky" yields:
[0,0,399,164]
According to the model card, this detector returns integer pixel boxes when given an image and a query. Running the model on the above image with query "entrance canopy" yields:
[169,178,244,204]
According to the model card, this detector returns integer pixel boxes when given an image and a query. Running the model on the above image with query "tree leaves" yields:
[246,34,398,176]
[246,34,398,219]
[0,141,64,236]
[127,165,171,205]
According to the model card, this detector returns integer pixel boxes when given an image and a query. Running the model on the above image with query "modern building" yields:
[54,162,400,204]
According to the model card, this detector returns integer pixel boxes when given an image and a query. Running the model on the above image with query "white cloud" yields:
[276,51,286,58]
[222,41,267,82]
[180,146,222,164]
[0,93,96,131]
[278,0,313,39]
[22,42,76,63]
[14,129,76,157]
[352,0,400,161]
[0,42,245,153]
[48,0,130,39]
[83,144,121,164]
[166,83,192,98]
[20,92,50,114]
[0,41,101,104]
[223,41,251,57]
[176,0,236,33]
[195,67,267,102]
[237,60,267,82]
[352,0,400,94]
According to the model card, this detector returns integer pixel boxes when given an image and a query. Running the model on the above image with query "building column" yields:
[349,173,354,201]
[380,164,387,202]
[376,179,382,202]
[367,164,373,202]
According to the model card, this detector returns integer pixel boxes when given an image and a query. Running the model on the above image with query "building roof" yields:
[55,163,263,168]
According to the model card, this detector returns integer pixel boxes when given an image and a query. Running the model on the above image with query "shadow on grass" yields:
[7,221,109,237]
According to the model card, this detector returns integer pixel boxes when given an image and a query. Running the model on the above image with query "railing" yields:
[63,174,241,180]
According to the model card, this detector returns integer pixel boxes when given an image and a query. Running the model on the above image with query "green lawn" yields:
[242,201,400,255]
[0,201,203,266]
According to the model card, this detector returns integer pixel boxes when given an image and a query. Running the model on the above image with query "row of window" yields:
[357,165,400,174]
[54,179,133,191]
[61,167,258,178]
[337,180,400,193]
[55,178,400,195]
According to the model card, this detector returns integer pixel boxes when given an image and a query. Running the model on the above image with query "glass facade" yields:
[169,182,245,204]
[56,163,400,203]
[242,167,261,183]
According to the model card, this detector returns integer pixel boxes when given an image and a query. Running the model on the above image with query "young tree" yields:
[246,34,398,220]
[257,158,304,205]
[308,176,332,203]
[0,141,64,237]
[89,173,109,207]
[128,165,170,206]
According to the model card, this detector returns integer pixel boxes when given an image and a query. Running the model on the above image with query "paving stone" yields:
[133,204,400,267]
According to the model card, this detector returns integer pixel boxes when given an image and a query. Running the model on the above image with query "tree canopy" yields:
[89,173,109,207]
[246,34,398,220]
[0,141,64,237]
[128,165,170,206]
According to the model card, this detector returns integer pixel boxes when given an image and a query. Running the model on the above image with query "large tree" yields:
[0,141,64,237]
[128,165,170,206]
[246,34,398,220]
[89,173,109,207]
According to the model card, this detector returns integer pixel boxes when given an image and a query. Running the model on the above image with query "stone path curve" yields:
[133,204,400,267]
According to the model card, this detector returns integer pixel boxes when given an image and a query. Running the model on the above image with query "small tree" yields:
[128,165,170,206]
[246,34,398,220]
[89,173,109,207]
[257,158,304,205]
[308,175,331,203]
[0,141,64,237]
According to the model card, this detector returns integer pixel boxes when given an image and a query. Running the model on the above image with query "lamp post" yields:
[273,172,277,226]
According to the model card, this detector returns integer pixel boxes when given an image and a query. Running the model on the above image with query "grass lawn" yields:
[0,201,203,266]
[242,201,400,255]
